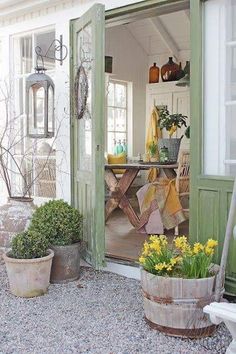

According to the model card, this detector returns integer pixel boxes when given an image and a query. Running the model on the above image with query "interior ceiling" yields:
[125,10,190,58]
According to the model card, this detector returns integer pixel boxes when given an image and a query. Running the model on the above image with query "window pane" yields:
[107,82,114,106]
[107,108,115,130]
[114,132,126,146]
[107,132,115,154]
[35,31,55,70]
[115,83,126,107]
[115,108,126,132]
[14,36,32,75]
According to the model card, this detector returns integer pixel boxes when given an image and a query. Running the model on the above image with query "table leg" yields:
[105,168,140,227]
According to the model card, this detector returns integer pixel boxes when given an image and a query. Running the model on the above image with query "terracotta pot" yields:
[141,268,221,338]
[0,197,36,249]
[50,242,81,283]
[4,249,54,298]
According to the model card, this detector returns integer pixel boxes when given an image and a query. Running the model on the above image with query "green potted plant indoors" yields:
[29,200,83,283]
[139,235,220,338]
[158,107,188,162]
[3,230,54,297]
[148,141,158,162]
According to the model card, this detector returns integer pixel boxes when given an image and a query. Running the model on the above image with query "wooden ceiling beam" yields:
[149,17,180,62]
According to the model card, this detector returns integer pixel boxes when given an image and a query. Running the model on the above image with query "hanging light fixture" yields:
[26,35,68,138]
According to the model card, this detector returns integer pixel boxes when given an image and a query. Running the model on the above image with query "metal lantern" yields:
[26,66,55,138]
[25,35,68,138]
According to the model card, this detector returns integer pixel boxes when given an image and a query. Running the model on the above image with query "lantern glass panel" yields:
[48,85,54,135]
[28,84,45,136]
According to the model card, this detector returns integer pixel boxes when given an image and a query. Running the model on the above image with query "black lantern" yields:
[26,66,54,138]
[26,35,67,138]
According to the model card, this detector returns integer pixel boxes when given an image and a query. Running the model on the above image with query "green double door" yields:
[190,0,236,294]
[70,0,236,293]
[70,4,105,268]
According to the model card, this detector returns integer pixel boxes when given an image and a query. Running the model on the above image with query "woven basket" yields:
[158,138,182,162]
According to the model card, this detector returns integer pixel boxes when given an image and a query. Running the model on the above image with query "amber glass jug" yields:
[161,57,179,82]
[149,62,160,83]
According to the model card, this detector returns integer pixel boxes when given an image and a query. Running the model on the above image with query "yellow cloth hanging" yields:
[145,106,162,182]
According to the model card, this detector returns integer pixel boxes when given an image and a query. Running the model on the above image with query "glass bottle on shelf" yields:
[161,57,179,82]
[122,139,127,154]
[176,62,185,80]
[149,62,160,83]
[116,140,123,154]
[183,61,190,75]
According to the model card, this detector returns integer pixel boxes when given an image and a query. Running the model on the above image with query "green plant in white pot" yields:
[158,107,188,162]
[29,200,83,283]
[3,230,54,297]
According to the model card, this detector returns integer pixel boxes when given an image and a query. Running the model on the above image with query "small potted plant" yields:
[3,230,54,297]
[139,235,219,338]
[148,141,158,162]
[29,200,83,283]
[158,107,188,161]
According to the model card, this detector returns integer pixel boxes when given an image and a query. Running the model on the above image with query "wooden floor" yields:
[105,208,189,262]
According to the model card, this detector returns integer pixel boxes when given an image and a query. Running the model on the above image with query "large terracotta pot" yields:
[50,242,81,283]
[0,197,36,249]
[4,249,54,298]
[141,268,220,338]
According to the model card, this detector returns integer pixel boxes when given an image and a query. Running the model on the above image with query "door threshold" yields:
[103,256,140,280]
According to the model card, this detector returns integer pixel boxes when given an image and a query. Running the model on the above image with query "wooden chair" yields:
[175,150,190,235]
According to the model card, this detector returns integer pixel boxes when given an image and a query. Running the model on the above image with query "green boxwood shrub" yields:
[11,231,49,259]
[29,200,83,246]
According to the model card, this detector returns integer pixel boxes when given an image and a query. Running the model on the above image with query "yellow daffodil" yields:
[155,262,167,271]
[205,246,214,256]
[139,256,146,264]
[159,235,168,246]
[142,241,150,256]
[193,242,204,254]
[206,239,218,248]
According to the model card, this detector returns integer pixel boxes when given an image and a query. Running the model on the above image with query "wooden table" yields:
[105,162,178,228]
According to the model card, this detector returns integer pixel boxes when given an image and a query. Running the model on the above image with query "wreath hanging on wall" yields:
[74,64,89,120]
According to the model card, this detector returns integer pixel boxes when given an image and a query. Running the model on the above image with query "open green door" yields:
[70,4,105,268]
[190,0,236,294]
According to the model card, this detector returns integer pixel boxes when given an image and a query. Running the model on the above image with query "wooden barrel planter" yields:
[141,268,219,338]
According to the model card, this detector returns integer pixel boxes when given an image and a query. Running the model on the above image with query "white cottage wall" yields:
[0,0,146,204]
[105,25,148,156]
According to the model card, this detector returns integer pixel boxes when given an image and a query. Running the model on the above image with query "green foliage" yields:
[148,141,158,156]
[11,230,49,259]
[29,199,83,246]
[158,107,188,134]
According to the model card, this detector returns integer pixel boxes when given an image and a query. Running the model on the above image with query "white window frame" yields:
[106,78,133,156]
[11,26,56,199]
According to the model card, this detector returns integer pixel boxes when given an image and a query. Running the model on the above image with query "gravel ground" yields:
[0,265,232,354]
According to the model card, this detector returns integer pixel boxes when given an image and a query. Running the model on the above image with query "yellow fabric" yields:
[145,106,162,182]
[107,153,127,175]
[140,178,185,230]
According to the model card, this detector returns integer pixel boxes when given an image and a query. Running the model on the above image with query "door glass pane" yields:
[225,105,236,160]
[76,23,92,171]
[226,46,236,101]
